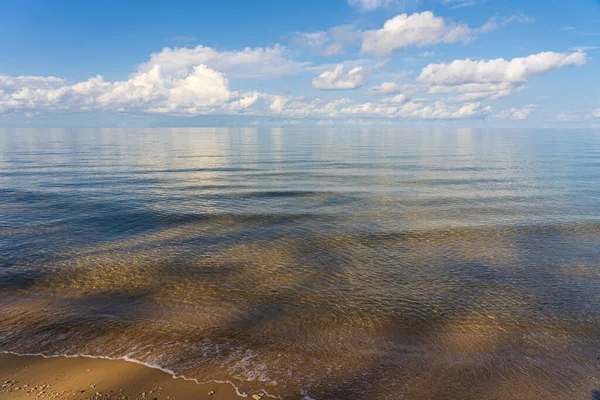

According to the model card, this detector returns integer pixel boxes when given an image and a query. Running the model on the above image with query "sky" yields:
[0,0,599,128]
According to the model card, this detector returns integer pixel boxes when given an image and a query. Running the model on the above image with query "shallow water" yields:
[1,127,600,399]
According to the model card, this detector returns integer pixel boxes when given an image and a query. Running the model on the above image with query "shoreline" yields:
[0,352,266,400]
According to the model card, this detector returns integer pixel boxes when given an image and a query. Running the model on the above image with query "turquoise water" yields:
[1,128,600,399]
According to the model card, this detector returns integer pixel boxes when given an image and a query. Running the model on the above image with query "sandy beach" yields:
[0,353,250,400]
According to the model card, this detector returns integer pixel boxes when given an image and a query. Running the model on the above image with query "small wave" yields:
[226,190,337,199]
[0,350,286,399]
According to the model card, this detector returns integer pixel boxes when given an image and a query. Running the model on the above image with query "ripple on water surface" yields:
[1,128,600,399]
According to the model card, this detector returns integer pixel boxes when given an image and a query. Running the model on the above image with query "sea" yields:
[1,127,600,399]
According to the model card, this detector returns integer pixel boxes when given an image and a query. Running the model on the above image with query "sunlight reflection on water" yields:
[1,127,600,399]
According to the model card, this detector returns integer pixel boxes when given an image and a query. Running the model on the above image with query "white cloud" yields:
[293,24,361,56]
[491,104,537,120]
[381,94,408,103]
[312,64,372,90]
[444,88,519,102]
[368,81,405,95]
[366,70,413,95]
[505,12,535,25]
[478,12,535,34]
[226,92,262,111]
[293,32,329,47]
[556,111,581,121]
[0,66,492,121]
[556,108,600,121]
[0,69,378,119]
[571,46,600,52]
[348,0,418,11]
[417,51,586,85]
[366,51,584,105]
[361,11,534,57]
[442,0,477,9]
[0,75,65,89]
[427,82,514,94]
[1,64,232,116]
[361,12,473,56]
[322,43,344,56]
[308,59,377,74]
[243,97,356,118]
[339,100,484,119]
[348,0,386,11]
[0,42,586,125]
[139,44,309,79]
[367,81,423,96]
[328,25,363,45]
[427,82,523,102]
[0,69,494,121]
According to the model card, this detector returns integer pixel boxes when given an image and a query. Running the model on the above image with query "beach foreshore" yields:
[0,353,252,400]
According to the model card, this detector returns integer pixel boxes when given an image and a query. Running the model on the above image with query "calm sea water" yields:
[1,128,600,399]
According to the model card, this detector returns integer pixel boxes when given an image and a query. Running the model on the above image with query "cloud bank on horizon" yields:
[1,0,599,126]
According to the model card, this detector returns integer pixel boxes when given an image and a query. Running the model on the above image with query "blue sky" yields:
[1,0,599,127]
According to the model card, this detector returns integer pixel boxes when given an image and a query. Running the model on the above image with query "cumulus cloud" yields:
[427,82,523,102]
[312,64,373,90]
[368,81,405,95]
[417,51,586,85]
[491,104,537,120]
[139,44,309,79]
[339,100,483,119]
[381,94,409,103]
[0,64,232,116]
[365,51,585,106]
[361,11,534,57]
[361,12,473,56]
[308,59,377,74]
[411,51,586,103]
[366,82,424,98]
[0,62,364,118]
[0,43,586,124]
[427,82,515,94]
[0,66,489,121]
[366,71,413,96]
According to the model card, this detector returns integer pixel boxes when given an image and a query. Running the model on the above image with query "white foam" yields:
[0,350,285,399]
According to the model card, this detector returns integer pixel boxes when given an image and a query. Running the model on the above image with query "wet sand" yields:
[0,353,250,400]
